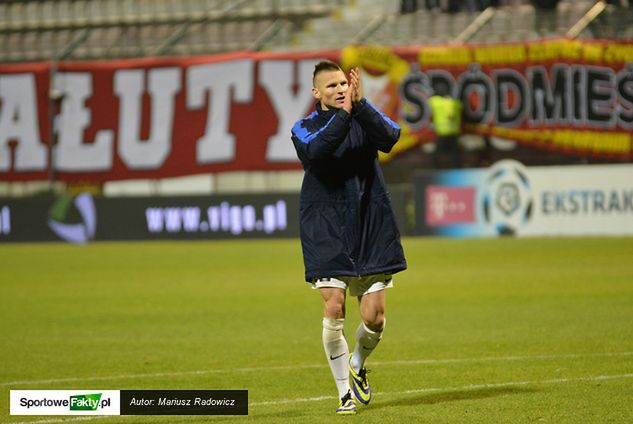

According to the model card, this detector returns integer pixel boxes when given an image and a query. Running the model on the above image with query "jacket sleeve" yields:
[352,98,401,153]
[291,109,351,163]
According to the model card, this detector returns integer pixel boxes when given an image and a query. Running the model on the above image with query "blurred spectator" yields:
[424,0,520,13]
[531,0,559,35]
[530,0,559,9]
[401,0,419,14]
[447,0,461,13]
[593,0,632,37]
[445,0,487,14]
[428,81,463,169]
[424,0,440,11]
[464,0,487,13]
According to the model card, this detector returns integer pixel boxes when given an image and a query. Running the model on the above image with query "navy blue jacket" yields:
[291,98,407,282]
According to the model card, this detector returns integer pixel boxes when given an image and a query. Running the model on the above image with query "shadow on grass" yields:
[369,385,540,410]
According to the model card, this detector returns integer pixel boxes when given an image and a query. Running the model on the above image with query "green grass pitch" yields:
[1,237,632,423]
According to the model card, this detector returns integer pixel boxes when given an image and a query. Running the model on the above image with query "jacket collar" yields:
[316,102,337,118]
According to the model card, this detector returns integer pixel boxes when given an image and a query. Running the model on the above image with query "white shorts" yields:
[311,273,393,297]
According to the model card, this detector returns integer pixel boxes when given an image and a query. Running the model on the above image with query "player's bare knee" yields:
[324,301,345,319]
[364,312,385,332]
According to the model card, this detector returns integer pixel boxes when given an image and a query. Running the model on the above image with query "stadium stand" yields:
[468,0,604,43]
[0,0,341,61]
[269,0,625,50]
[1,0,631,63]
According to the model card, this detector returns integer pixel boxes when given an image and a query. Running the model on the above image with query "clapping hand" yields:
[349,68,362,104]
[343,68,362,113]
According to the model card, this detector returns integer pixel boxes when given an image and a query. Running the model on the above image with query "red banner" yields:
[1,39,632,183]
[0,51,340,182]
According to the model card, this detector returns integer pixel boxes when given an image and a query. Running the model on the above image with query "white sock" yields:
[322,317,351,398]
[350,319,384,373]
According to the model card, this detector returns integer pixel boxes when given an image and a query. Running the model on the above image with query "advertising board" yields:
[0,194,299,242]
[414,160,633,236]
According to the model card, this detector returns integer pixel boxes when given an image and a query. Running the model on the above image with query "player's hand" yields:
[349,68,362,104]
[342,76,356,113]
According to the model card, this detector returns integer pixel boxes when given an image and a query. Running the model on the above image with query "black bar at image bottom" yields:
[120,390,248,415]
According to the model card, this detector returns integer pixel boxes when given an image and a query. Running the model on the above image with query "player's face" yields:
[312,69,349,111]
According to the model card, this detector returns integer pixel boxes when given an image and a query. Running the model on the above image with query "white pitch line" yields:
[250,372,633,406]
[2,351,632,387]
[376,350,633,367]
[7,372,633,424]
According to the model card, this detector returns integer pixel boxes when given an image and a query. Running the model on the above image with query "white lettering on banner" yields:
[54,73,114,171]
[260,59,317,161]
[187,60,254,164]
[527,65,570,127]
[114,68,181,169]
[0,74,46,171]
[494,68,528,128]
[541,189,633,214]
[145,200,287,235]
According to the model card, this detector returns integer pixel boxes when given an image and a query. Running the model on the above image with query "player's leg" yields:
[319,286,355,414]
[349,287,387,405]
[354,288,386,367]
